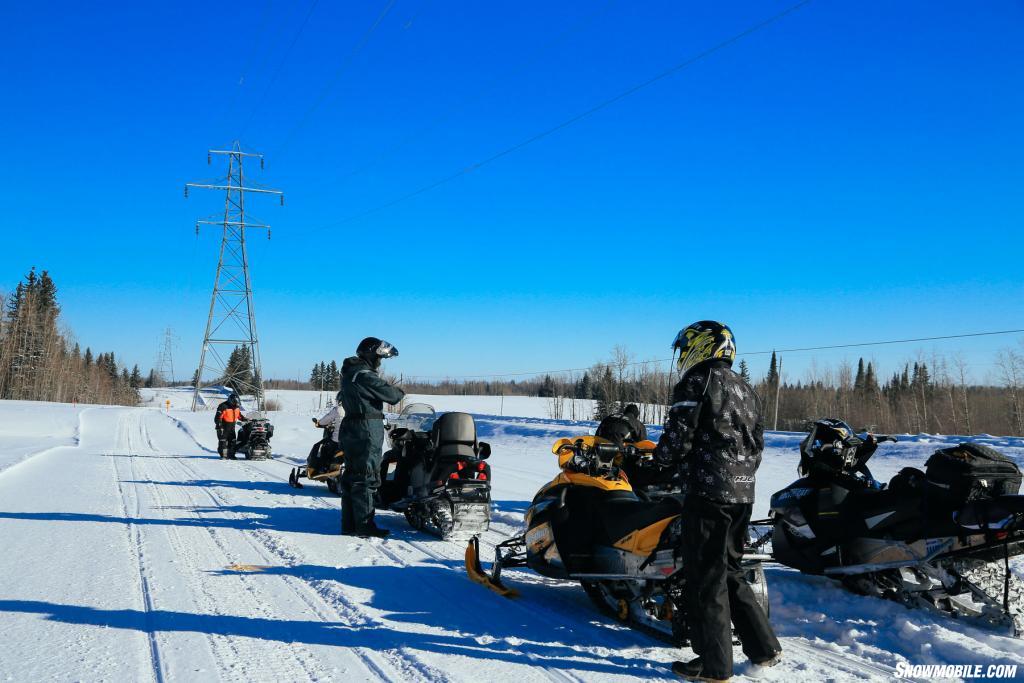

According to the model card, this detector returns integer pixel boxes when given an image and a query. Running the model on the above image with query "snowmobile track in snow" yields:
[161,413,450,682]
[110,412,167,683]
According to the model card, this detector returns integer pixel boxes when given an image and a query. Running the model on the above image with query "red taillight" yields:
[450,472,460,480]
[477,462,485,471]
[478,473,487,481]
[456,461,465,470]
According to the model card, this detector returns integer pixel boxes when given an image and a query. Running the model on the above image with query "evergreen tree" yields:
[223,345,253,392]
[766,352,779,386]
[145,368,159,388]
[538,374,556,398]
[327,360,339,390]
[854,358,866,393]
[739,359,752,383]
[84,347,93,367]
[129,364,142,389]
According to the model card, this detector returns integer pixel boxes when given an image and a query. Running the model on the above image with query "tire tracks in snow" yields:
[109,412,167,683]
[152,413,443,682]
[115,410,330,682]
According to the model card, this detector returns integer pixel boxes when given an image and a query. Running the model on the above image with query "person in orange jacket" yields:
[214,393,247,459]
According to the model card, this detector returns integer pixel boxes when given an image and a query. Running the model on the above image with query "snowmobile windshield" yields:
[395,403,436,432]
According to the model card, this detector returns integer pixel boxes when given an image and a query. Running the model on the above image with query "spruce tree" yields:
[739,359,752,383]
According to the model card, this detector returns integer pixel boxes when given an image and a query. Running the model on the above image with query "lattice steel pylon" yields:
[185,141,283,411]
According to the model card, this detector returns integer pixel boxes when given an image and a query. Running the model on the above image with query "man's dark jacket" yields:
[655,359,765,503]
[337,357,405,452]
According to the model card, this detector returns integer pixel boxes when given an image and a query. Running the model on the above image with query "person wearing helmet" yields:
[622,403,647,441]
[337,338,405,538]
[654,321,781,681]
[214,392,247,459]
[309,391,344,473]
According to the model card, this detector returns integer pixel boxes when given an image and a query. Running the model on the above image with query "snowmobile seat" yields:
[432,412,478,460]
[956,495,1024,531]
[597,496,682,546]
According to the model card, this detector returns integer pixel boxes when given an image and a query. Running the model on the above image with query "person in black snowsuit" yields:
[214,393,246,459]
[337,338,405,538]
[654,321,781,682]
[622,403,647,441]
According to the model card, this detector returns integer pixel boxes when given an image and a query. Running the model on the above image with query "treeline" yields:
[760,351,1024,436]
[0,268,140,405]
[391,344,1024,436]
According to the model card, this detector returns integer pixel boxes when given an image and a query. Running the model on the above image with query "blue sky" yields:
[2,0,1022,384]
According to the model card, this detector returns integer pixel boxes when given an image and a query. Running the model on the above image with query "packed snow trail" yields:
[5,397,1024,681]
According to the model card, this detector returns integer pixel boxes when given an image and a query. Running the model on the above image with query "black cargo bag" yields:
[924,443,1022,507]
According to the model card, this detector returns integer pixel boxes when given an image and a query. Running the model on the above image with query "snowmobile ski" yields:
[464,536,520,598]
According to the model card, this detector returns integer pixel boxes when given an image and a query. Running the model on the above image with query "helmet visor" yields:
[377,341,399,359]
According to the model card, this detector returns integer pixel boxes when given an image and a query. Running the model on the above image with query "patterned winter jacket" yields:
[654,359,765,504]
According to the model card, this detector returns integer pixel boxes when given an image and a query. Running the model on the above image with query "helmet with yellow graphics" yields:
[670,321,736,377]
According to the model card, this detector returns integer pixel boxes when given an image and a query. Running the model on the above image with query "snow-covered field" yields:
[3,388,1024,681]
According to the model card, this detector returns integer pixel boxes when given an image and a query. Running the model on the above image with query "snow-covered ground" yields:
[3,388,1024,681]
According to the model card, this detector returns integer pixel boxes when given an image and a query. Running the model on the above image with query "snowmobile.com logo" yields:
[894,663,1017,679]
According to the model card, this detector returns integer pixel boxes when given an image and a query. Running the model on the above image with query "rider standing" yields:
[214,393,246,459]
[337,338,405,538]
[654,321,781,682]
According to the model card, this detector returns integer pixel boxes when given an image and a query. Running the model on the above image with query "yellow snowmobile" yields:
[288,419,345,493]
[465,435,769,644]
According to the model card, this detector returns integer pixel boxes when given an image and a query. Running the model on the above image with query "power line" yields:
[239,0,322,140]
[218,0,277,135]
[401,328,1024,381]
[320,0,620,188]
[273,0,398,159]
[311,0,813,232]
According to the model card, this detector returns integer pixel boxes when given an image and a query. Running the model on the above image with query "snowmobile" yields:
[379,403,493,540]
[465,435,769,645]
[234,415,274,460]
[288,419,344,493]
[594,415,682,500]
[764,418,1024,635]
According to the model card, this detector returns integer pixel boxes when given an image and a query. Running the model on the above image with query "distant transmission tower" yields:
[185,141,283,411]
[155,327,178,385]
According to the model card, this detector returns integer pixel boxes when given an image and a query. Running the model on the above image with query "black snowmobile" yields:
[466,435,769,645]
[378,403,493,540]
[288,419,344,492]
[763,418,1024,634]
[234,415,274,460]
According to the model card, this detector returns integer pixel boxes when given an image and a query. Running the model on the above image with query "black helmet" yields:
[227,393,240,407]
[623,404,640,418]
[356,337,399,369]
[671,321,736,376]
[799,418,864,477]
[596,414,639,445]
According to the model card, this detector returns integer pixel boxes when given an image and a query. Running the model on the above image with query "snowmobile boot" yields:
[355,524,390,539]
[750,652,782,669]
[671,659,729,682]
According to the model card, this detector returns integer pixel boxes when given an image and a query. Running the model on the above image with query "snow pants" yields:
[217,422,237,458]
[681,495,780,679]
[339,423,385,533]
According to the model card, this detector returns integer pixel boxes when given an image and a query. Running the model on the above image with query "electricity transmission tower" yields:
[185,141,283,411]
[155,327,178,385]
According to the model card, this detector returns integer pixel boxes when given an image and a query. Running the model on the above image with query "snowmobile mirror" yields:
[478,442,491,460]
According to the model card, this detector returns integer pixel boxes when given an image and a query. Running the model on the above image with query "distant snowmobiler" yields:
[214,393,246,459]
[289,398,344,491]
